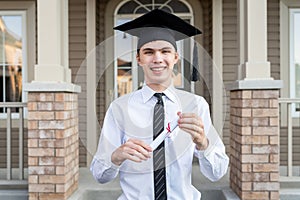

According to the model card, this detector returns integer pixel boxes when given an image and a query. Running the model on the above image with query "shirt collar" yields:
[141,84,177,104]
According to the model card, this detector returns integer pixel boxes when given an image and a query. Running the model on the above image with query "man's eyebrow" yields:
[141,48,154,51]
[141,47,173,51]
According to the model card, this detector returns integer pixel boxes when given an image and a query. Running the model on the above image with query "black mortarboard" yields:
[113,9,202,50]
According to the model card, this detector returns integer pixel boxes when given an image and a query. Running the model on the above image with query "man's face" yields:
[137,40,179,90]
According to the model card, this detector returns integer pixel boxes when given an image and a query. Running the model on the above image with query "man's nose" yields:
[153,51,163,63]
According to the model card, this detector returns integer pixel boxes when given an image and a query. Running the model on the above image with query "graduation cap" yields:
[113,9,201,50]
[114,9,202,81]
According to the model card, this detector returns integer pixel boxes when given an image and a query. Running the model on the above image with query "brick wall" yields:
[27,92,79,200]
[230,90,280,200]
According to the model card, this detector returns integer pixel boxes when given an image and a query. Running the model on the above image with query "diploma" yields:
[150,117,179,150]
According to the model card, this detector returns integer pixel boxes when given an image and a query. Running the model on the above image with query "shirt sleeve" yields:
[193,97,229,182]
[90,105,124,184]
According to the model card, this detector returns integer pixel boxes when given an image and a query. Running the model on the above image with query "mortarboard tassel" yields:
[191,41,200,81]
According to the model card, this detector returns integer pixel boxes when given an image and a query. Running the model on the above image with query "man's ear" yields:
[136,53,141,65]
[174,52,179,64]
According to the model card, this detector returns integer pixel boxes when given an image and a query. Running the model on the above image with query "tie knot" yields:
[154,93,164,105]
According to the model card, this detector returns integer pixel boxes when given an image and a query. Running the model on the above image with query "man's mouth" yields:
[150,66,166,72]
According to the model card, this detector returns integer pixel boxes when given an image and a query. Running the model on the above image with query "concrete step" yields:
[0,180,28,200]
[0,180,28,190]
[0,190,28,200]
[69,168,300,200]
[280,179,300,200]
[280,189,300,200]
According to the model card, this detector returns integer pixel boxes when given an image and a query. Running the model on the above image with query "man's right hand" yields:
[111,138,152,166]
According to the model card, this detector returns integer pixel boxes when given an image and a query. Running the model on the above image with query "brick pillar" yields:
[230,89,280,200]
[27,92,79,200]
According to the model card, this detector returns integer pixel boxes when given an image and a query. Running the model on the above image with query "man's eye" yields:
[162,50,171,54]
[144,51,153,55]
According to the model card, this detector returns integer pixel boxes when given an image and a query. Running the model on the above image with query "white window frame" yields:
[280,0,300,126]
[0,11,27,119]
[113,0,193,99]
[289,8,300,118]
[0,2,35,132]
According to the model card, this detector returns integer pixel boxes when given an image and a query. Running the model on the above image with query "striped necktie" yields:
[153,93,167,200]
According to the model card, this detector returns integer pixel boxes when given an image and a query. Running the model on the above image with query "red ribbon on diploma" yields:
[166,122,171,133]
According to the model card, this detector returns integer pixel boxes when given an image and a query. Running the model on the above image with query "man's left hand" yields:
[177,112,208,150]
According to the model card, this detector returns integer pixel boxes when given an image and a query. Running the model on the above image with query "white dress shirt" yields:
[90,85,229,200]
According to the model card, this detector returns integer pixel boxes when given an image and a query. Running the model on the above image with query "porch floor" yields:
[68,165,300,200]
[68,165,238,200]
[0,166,299,199]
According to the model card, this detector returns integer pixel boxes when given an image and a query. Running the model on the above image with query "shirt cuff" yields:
[93,156,121,171]
[109,159,122,171]
[194,139,215,159]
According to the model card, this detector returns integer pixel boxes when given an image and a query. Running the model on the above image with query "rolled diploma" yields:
[150,117,179,150]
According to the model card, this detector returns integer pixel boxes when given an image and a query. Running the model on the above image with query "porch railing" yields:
[278,98,300,180]
[0,102,27,181]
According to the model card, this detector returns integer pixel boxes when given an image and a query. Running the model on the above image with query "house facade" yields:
[0,0,299,199]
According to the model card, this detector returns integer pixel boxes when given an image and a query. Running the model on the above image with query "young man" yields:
[90,9,229,200]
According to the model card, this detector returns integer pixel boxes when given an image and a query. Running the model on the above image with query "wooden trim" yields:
[86,0,97,167]
[212,0,223,137]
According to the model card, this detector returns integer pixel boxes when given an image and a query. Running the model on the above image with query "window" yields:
[290,9,300,117]
[114,0,193,98]
[0,11,26,116]
[115,18,135,97]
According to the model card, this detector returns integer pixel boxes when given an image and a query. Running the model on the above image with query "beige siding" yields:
[280,127,300,166]
[0,128,28,168]
[201,0,213,107]
[223,0,238,154]
[98,0,108,129]
[69,0,87,167]
[96,0,100,136]
[97,0,109,147]
[268,0,280,80]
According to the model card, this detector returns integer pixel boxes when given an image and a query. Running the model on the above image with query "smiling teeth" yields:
[152,67,164,71]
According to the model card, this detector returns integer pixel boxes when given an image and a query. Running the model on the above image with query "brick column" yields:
[230,89,280,199]
[27,92,79,200]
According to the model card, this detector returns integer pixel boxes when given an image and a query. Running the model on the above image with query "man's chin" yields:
[147,80,171,88]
